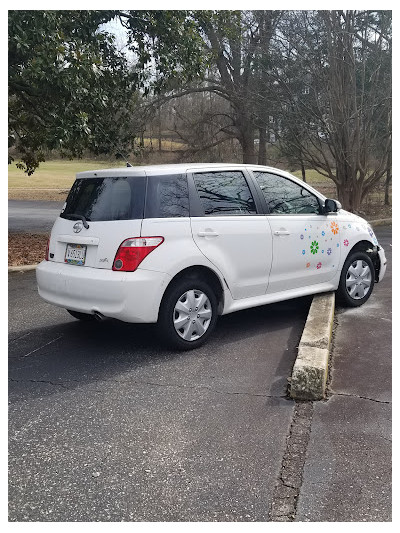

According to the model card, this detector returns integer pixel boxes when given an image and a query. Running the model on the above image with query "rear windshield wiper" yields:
[63,214,90,229]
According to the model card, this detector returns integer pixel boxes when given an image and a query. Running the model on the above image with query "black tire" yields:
[67,309,97,321]
[337,251,375,307]
[158,277,218,350]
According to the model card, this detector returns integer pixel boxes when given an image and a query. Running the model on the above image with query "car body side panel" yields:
[266,214,341,294]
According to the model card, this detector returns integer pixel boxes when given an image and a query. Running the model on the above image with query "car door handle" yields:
[274,230,290,236]
[197,230,219,237]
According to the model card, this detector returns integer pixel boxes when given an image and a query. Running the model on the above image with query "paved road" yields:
[8,271,311,521]
[8,200,64,233]
[297,226,392,522]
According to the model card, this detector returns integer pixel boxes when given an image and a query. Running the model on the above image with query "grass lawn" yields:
[8,159,125,190]
[291,168,331,184]
[9,158,330,190]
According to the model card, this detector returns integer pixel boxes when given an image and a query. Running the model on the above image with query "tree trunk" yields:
[300,160,306,182]
[158,106,162,152]
[238,117,256,164]
[336,176,363,213]
[258,127,267,165]
[385,150,391,205]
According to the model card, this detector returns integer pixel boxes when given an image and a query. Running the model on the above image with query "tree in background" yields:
[272,10,391,211]
[9,10,137,174]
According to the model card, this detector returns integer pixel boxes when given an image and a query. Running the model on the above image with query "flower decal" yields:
[300,234,304,240]
[344,239,349,247]
[310,241,319,254]
[317,262,322,269]
[327,248,332,256]
[331,221,339,235]
[337,243,340,248]
[306,262,310,268]
[322,231,325,236]
[302,250,306,255]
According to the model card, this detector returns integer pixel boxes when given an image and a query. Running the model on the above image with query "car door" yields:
[251,170,341,294]
[189,168,273,300]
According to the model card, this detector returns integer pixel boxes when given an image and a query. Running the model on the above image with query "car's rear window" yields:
[60,176,146,222]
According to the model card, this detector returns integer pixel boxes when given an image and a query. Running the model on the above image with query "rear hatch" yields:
[48,170,146,270]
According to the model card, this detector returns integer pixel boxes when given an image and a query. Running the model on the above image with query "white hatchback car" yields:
[36,163,387,349]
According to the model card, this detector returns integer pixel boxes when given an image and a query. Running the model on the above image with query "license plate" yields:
[65,243,87,265]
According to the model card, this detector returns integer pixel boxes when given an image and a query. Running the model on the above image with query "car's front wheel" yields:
[337,251,375,307]
[158,278,218,350]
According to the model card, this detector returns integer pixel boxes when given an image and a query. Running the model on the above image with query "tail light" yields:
[45,237,50,261]
[113,236,164,272]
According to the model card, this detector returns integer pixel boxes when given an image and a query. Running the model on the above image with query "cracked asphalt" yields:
[296,226,392,522]
[8,270,311,521]
[8,226,391,522]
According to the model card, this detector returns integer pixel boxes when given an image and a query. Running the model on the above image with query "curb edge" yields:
[290,292,335,400]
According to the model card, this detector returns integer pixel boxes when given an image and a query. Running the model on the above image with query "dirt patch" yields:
[8,189,68,202]
[8,233,48,266]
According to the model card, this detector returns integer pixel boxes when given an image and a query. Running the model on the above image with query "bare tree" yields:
[273,10,391,212]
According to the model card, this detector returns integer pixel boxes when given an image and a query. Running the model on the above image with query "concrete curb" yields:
[290,292,335,400]
[369,218,392,227]
[8,264,38,273]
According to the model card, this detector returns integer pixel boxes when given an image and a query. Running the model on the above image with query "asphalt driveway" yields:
[8,271,311,521]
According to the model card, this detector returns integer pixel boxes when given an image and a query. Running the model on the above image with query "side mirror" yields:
[323,198,341,213]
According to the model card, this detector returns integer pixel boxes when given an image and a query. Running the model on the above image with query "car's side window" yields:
[253,171,321,215]
[145,174,189,218]
[193,171,257,216]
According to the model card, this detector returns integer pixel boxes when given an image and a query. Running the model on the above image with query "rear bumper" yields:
[36,261,171,323]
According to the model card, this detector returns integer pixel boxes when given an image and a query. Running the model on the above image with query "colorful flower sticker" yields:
[300,234,304,240]
[322,231,325,236]
[310,241,319,254]
[317,262,322,269]
[331,221,339,235]
[302,250,306,255]
[327,248,332,255]
[344,239,349,247]
[321,250,324,253]
[306,262,310,268]
[337,243,340,247]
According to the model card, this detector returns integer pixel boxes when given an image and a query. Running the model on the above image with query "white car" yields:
[36,163,387,349]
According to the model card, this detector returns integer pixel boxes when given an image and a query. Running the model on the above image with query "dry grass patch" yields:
[8,233,48,266]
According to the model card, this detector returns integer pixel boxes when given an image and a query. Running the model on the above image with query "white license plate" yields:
[65,244,87,265]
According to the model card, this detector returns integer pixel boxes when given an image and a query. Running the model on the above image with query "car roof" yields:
[76,162,288,179]
[74,162,326,201]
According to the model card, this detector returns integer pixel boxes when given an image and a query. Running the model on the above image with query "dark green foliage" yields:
[9,10,134,173]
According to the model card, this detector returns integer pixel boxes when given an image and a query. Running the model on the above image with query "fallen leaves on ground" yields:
[8,233,48,266]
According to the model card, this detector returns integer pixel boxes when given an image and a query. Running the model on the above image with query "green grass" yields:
[291,168,331,184]
[8,159,124,189]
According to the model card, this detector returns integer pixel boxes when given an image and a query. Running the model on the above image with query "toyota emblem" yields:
[73,221,83,233]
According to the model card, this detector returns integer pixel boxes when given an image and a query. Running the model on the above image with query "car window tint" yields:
[253,171,320,214]
[145,174,189,218]
[193,171,256,216]
[60,176,145,221]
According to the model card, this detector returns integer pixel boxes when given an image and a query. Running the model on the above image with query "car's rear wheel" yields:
[67,309,97,321]
[158,278,218,350]
[337,251,375,307]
